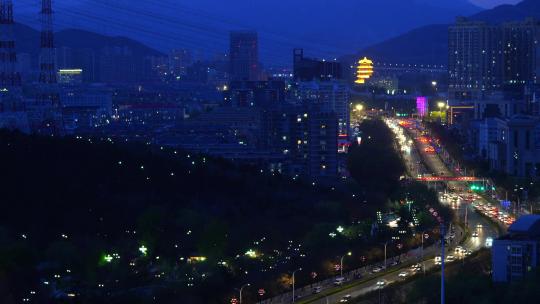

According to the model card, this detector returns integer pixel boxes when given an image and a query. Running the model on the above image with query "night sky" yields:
[12,0,525,65]
[470,0,521,8]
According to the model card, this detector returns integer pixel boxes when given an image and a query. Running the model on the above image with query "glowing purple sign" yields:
[416,96,428,117]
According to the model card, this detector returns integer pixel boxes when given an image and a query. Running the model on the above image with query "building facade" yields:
[229,31,259,81]
[493,215,540,282]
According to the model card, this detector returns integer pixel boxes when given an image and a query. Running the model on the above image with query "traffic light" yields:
[470,184,485,192]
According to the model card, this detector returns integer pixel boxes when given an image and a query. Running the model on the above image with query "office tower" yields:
[0,0,21,88]
[502,19,540,88]
[229,31,259,81]
[169,49,192,77]
[266,105,339,181]
[298,80,350,136]
[226,80,286,107]
[293,49,342,82]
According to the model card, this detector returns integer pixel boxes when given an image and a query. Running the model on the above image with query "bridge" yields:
[416,176,485,182]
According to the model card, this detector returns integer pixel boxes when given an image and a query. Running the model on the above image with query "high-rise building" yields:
[229,31,259,81]
[448,17,540,102]
[502,19,540,88]
[448,17,504,101]
[169,49,192,77]
[297,80,350,136]
[293,49,342,82]
[266,104,339,181]
[225,80,286,107]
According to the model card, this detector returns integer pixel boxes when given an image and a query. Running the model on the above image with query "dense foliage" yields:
[347,119,406,204]
[0,131,358,303]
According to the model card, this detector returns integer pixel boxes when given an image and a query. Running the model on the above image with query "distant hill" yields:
[352,0,540,65]
[14,0,480,65]
[14,23,163,58]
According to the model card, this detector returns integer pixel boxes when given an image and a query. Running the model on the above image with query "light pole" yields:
[437,102,445,122]
[292,268,302,303]
[384,242,388,269]
[422,232,429,275]
[239,283,250,304]
[441,223,446,304]
[340,252,352,278]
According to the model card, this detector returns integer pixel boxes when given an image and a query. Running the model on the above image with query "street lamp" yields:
[383,242,388,269]
[340,252,352,278]
[355,104,364,112]
[421,232,429,275]
[437,102,446,123]
[292,268,302,303]
[239,283,250,304]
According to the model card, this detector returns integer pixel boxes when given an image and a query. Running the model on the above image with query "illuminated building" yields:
[416,96,428,117]
[58,69,83,85]
[298,80,350,136]
[355,57,374,84]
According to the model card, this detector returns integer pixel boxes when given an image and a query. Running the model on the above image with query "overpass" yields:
[416,176,485,182]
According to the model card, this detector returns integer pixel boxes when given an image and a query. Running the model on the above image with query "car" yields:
[476,224,483,229]
[434,256,441,265]
[446,255,455,262]
[472,232,478,237]
[334,277,345,286]
[376,280,386,288]
[312,286,322,294]
[372,266,383,273]
[410,263,421,271]
[390,261,399,267]
[398,271,408,278]
[339,295,352,303]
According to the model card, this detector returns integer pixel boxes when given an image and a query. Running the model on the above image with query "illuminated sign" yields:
[416,97,428,117]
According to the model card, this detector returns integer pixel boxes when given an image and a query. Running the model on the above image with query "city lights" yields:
[139,245,148,256]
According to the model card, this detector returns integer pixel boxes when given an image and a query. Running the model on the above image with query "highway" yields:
[258,119,501,304]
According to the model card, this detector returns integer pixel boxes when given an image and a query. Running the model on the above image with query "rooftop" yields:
[508,215,540,237]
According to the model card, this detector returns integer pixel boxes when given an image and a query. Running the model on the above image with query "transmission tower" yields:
[0,0,21,88]
[39,0,57,87]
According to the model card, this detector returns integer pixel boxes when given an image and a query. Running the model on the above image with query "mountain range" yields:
[13,23,163,59]
[11,0,539,67]
[357,0,540,65]
[13,0,481,65]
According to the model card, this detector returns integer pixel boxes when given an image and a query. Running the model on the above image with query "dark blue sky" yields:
[13,0,523,65]
[471,0,520,7]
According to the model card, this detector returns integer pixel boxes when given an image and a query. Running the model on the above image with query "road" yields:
[258,119,502,304]
[409,123,500,245]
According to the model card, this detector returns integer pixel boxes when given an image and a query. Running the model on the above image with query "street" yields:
[258,118,502,304]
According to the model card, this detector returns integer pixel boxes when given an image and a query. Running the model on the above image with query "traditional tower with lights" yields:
[355,57,374,84]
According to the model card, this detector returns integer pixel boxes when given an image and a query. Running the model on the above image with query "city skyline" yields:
[1,0,540,303]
